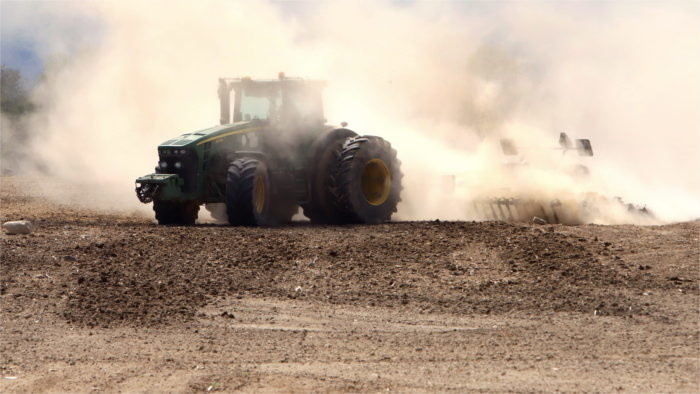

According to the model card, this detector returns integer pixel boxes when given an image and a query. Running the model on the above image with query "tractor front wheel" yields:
[153,200,199,225]
[226,158,294,226]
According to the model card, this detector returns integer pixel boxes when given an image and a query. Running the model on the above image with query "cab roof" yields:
[219,77,326,91]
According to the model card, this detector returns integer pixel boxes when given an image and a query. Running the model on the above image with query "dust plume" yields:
[5,0,699,223]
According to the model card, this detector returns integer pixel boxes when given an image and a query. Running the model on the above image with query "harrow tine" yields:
[473,200,490,220]
[496,198,510,221]
[472,196,575,224]
[503,198,515,221]
[489,200,501,221]
[550,199,561,224]
[511,198,521,219]
[539,203,551,223]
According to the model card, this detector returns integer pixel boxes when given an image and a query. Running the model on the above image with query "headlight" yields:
[174,162,182,169]
[159,161,168,169]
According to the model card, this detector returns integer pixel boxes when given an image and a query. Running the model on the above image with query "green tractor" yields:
[135,75,402,226]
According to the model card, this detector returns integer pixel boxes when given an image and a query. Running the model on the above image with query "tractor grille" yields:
[156,150,198,193]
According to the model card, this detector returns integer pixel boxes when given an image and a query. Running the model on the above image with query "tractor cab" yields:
[218,74,325,128]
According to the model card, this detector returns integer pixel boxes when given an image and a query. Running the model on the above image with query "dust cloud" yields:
[7,0,700,224]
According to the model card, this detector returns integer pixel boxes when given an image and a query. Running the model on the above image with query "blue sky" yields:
[0,0,489,85]
[1,0,105,85]
[0,0,311,83]
[1,37,42,79]
[2,0,696,87]
[1,3,42,84]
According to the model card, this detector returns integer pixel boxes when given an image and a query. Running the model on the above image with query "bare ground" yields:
[1,177,698,392]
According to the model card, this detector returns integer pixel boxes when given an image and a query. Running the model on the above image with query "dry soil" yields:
[1,177,698,392]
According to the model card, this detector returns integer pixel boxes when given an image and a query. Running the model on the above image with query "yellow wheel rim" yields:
[361,158,391,206]
[254,174,266,213]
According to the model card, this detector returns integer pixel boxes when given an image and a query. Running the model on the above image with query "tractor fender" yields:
[226,151,268,162]
[312,128,358,150]
[309,128,358,168]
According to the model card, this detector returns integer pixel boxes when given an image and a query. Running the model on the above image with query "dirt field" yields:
[1,177,698,392]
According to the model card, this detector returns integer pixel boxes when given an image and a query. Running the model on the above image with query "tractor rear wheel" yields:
[153,200,199,225]
[226,158,294,226]
[302,128,357,224]
[331,136,402,224]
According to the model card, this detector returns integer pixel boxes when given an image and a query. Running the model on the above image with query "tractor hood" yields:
[158,121,261,148]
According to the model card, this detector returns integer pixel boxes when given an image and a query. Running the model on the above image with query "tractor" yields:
[135,74,402,226]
